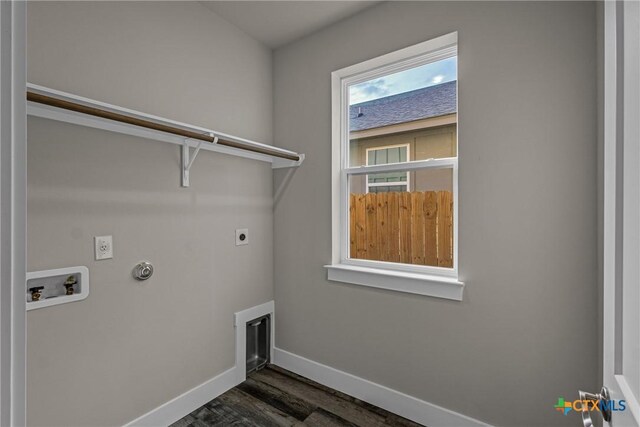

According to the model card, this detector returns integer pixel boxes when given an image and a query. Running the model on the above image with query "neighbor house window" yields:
[327,32,463,300]
[366,144,410,193]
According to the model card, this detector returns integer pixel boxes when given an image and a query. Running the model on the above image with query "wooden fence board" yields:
[376,194,389,261]
[399,192,412,264]
[365,193,378,261]
[437,191,453,268]
[350,191,453,268]
[354,194,367,259]
[411,192,425,264]
[349,194,356,259]
[388,193,400,263]
[424,191,438,266]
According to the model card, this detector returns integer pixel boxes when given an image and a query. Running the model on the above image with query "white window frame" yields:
[326,32,464,301]
[0,1,27,424]
[365,143,411,193]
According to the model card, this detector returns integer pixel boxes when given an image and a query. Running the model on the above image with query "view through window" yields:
[347,55,457,268]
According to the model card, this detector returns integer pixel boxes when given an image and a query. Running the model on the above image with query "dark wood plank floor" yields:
[170,365,424,427]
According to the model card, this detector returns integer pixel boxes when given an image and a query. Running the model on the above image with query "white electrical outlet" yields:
[94,235,113,260]
[236,229,249,246]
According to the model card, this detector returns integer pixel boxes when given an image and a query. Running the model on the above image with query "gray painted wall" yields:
[26,2,273,426]
[273,2,598,426]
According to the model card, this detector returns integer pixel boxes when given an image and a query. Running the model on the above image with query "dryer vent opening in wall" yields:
[246,314,270,375]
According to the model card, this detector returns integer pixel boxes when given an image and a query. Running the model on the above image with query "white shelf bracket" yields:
[181,134,217,187]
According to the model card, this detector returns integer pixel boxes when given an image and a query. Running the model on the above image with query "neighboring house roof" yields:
[349,80,456,132]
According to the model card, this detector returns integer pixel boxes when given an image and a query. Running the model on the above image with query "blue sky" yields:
[349,56,457,105]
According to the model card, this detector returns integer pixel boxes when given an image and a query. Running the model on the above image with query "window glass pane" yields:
[367,146,408,166]
[348,168,453,268]
[348,56,457,167]
[370,185,406,194]
[387,148,398,164]
[367,171,407,184]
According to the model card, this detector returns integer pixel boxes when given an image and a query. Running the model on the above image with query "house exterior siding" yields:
[349,119,456,194]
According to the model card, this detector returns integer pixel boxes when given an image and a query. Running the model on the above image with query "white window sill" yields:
[324,264,464,301]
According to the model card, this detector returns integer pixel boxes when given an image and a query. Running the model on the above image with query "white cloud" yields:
[349,78,391,104]
[348,57,457,104]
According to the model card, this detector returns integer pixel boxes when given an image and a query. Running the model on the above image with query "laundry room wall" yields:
[272,2,599,425]
[26,2,274,425]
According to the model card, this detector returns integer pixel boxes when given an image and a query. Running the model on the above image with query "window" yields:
[366,144,410,193]
[327,32,463,300]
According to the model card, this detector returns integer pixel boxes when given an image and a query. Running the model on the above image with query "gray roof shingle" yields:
[349,80,456,132]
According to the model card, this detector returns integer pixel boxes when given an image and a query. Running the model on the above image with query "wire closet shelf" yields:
[26,84,304,186]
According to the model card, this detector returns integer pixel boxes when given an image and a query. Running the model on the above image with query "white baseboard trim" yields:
[123,366,237,427]
[273,348,491,427]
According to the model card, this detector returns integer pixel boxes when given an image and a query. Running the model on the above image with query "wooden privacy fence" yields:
[349,191,453,267]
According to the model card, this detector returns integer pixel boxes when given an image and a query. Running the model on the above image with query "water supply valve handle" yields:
[29,286,45,301]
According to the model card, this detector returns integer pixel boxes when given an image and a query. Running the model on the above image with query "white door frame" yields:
[0,1,27,425]
[603,0,640,425]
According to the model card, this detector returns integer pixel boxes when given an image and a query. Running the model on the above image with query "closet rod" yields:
[26,91,301,162]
